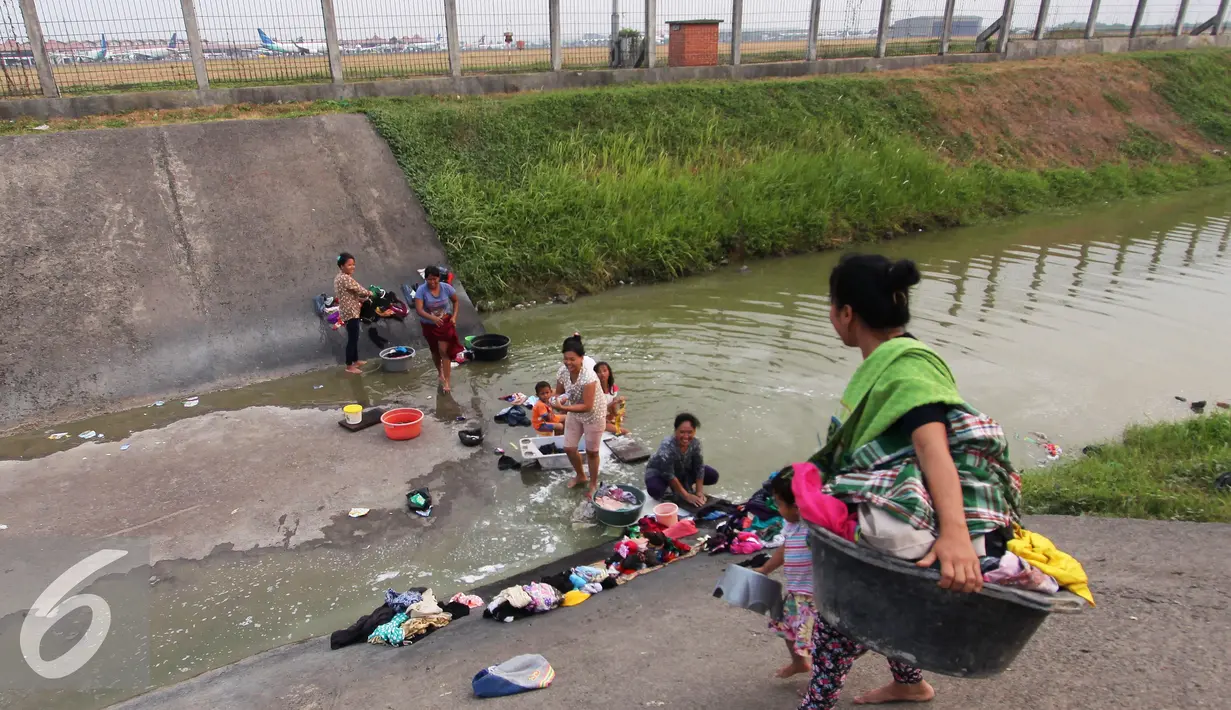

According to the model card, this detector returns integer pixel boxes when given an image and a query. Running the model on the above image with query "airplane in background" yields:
[257,28,327,55]
[406,33,443,52]
[50,34,107,63]
[122,33,183,61]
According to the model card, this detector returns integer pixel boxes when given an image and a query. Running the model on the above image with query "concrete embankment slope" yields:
[0,115,478,431]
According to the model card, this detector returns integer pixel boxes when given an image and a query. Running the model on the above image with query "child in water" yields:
[756,468,816,678]
[531,381,563,435]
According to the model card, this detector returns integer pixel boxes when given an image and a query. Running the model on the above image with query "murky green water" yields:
[6,188,1231,709]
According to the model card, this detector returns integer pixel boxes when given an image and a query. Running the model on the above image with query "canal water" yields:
[5,188,1231,709]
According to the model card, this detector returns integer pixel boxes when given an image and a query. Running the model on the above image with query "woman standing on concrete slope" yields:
[334,253,370,375]
[415,265,462,393]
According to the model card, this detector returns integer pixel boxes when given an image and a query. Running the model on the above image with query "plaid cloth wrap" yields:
[811,405,1022,536]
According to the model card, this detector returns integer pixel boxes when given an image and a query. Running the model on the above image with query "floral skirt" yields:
[769,592,816,656]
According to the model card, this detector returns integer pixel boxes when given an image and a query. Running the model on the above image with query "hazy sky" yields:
[3,0,1211,46]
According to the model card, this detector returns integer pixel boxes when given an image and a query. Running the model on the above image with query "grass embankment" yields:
[363,50,1231,306]
[1023,413,1231,523]
[6,51,1231,305]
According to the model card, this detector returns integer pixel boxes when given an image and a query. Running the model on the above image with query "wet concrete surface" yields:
[0,389,634,709]
[108,515,1231,710]
[0,404,482,562]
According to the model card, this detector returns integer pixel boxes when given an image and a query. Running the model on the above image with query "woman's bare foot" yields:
[345,366,362,375]
[775,657,810,678]
[566,475,586,489]
[853,681,935,705]
[587,484,599,499]
[354,360,367,367]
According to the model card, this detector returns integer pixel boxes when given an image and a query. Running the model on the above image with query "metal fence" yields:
[2,0,1228,100]
[334,0,448,80]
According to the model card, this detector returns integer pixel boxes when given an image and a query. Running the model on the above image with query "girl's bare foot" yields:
[566,476,586,489]
[775,657,810,678]
[345,366,362,374]
[587,484,599,498]
[354,360,366,367]
[853,681,935,705]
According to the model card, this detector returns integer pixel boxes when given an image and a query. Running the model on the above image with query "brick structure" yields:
[668,20,722,68]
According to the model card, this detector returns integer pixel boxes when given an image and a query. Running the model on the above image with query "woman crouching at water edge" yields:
[644,413,718,506]
[414,266,462,393]
[553,336,608,494]
[796,254,1024,709]
[334,252,370,375]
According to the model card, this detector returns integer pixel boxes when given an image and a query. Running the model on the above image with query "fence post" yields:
[16,0,58,98]
[445,0,461,77]
[645,0,656,68]
[997,0,1016,53]
[179,0,209,90]
[1085,0,1102,39]
[549,0,561,70]
[731,0,743,65]
[1130,0,1148,37]
[939,0,957,54]
[806,0,821,61]
[611,0,620,48]
[319,0,344,84]
[875,0,892,58]
[1034,0,1051,39]
[1174,0,1190,36]
[1214,0,1229,35]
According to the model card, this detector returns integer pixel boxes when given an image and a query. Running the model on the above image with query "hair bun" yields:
[887,259,921,290]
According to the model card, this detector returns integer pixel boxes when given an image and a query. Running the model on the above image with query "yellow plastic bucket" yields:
[343,404,363,425]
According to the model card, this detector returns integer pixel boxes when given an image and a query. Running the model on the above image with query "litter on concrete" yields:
[0,524,8,530]
[184,397,200,408]
[348,507,371,518]
[314,385,324,390]
[48,432,69,440]
[153,400,166,407]
[406,488,432,517]
[120,444,131,451]
[78,430,97,440]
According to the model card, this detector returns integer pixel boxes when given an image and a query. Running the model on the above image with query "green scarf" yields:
[827,336,966,457]
[810,337,1022,536]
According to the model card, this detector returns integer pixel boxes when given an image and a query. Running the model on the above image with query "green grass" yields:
[1119,123,1176,161]
[1102,90,1131,114]
[1023,413,1231,523]
[1138,50,1231,146]
[366,64,1231,305]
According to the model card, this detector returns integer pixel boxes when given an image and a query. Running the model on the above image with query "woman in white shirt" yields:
[552,335,608,495]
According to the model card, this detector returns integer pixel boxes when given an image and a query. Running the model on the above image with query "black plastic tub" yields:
[808,523,1084,678]
[471,334,510,361]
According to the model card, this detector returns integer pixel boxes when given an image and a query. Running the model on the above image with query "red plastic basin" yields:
[381,408,424,441]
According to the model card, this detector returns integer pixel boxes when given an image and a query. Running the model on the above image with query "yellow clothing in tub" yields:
[1008,525,1095,606]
